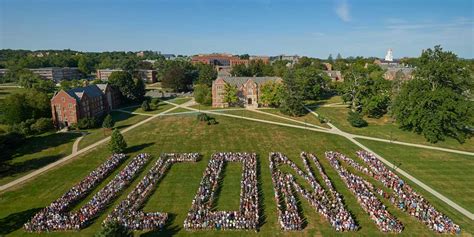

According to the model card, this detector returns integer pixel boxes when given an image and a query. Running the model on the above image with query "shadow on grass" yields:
[140,213,180,237]
[5,132,80,161]
[0,207,43,235]
[125,142,155,154]
[0,154,63,179]
[256,154,266,230]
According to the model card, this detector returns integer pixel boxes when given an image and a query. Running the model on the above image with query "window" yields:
[68,103,72,108]
[58,110,61,116]
[62,97,65,102]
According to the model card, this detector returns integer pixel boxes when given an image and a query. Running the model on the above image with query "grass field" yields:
[78,111,149,150]
[258,108,330,128]
[1,114,472,236]
[314,106,474,152]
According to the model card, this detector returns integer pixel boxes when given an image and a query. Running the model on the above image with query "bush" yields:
[78,117,98,129]
[95,221,131,237]
[196,113,218,125]
[318,115,327,124]
[9,119,35,135]
[150,98,160,110]
[347,111,368,128]
[30,118,53,134]
[102,114,115,129]
[141,100,151,111]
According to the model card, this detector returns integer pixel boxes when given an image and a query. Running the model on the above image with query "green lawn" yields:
[168,97,192,105]
[357,138,474,213]
[120,102,175,115]
[258,108,330,128]
[0,115,472,236]
[213,109,306,127]
[0,132,81,186]
[78,111,149,150]
[314,106,474,152]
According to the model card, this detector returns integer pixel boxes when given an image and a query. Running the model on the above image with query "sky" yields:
[0,0,473,58]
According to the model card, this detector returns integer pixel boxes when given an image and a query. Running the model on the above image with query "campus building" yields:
[374,49,414,81]
[50,84,121,128]
[191,54,270,68]
[212,76,283,108]
[96,69,157,83]
[30,67,82,82]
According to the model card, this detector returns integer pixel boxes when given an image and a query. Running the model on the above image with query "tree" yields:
[161,66,194,92]
[230,64,251,77]
[133,78,146,101]
[108,71,140,102]
[195,63,217,86]
[392,46,473,143]
[109,129,127,153]
[336,53,343,60]
[141,100,151,111]
[0,90,51,125]
[279,70,306,116]
[223,83,239,106]
[294,67,330,100]
[78,55,95,75]
[194,84,212,106]
[328,54,334,62]
[259,81,284,107]
[95,221,131,237]
[102,114,115,129]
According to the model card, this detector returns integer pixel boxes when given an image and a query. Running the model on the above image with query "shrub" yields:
[141,100,151,111]
[347,111,368,128]
[196,113,218,125]
[9,119,35,135]
[102,114,115,129]
[95,221,131,237]
[78,117,98,129]
[30,118,53,134]
[318,115,327,124]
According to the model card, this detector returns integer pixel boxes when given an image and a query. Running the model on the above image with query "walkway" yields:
[72,132,88,154]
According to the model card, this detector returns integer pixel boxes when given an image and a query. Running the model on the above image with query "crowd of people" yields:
[24,153,151,232]
[184,152,259,231]
[269,152,357,231]
[105,153,200,230]
[325,151,404,233]
[356,151,461,234]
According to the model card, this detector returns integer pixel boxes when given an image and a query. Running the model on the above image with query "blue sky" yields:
[0,0,473,58]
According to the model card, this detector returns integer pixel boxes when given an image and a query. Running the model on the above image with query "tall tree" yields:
[327,54,334,62]
[195,63,217,86]
[223,83,239,106]
[279,70,306,116]
[259,81,284,107]
[108,71,141,102]
[109,129,127,153]
[392,46,473,143]
[194,84,212,105]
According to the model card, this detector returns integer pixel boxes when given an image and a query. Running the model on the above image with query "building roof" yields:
[66,84,104,101]
[220,76,282,87]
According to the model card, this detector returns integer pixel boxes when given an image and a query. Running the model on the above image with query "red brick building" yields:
[212,76,283,108]
[51,84,121,128]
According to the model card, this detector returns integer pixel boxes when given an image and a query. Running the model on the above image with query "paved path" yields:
[0,104,181,193]
[72,132,88,154]
[252,108,328,130]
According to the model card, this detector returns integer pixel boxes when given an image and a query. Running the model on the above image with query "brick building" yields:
[50,84,121,128]
[30,67,82,82]
[212,76,283,108]
[96,69,157,83]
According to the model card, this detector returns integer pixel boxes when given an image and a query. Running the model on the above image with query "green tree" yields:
[328,54,334,62]
[133,78,146,101]
[279,71,306,116]
[223,83,239,106]
[0,90,51,125]
[109,129,127,153]
[95,221,131,237]
[294,67,330,100]
[336,53,343,60]
[108,71,141,102]
[78,55,95,75]
[161,65,194,92]
[195,63,217,86]
[141,100,151,111]
[392,46,473,143]
[194,84,212,106]
[230,64,251,77]
[102,114,115,129]
[259,81,284,107]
